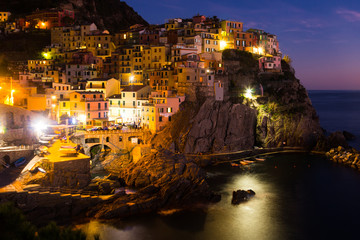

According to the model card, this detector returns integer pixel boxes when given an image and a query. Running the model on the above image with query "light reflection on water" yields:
[79,153,360,240]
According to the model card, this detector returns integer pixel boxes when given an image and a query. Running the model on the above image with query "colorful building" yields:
[0,12,11,22]
[259,56,282,73]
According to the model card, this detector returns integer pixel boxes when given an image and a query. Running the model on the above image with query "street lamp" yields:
[129,75,134,84]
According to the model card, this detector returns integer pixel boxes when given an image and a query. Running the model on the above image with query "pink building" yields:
[151,90,185,131]
[259,56,282,73]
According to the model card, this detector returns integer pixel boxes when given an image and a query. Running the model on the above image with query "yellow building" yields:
[27,59,54,72]
[85,34,114,58]
[108,85,151,124]
[86,78,121,98]
[0,12,10,22]
[142,45,169,71]
[141,103,156,132]
[26,94,51,112]
[200,32,221,52]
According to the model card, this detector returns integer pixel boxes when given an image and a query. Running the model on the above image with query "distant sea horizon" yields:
[308,90,360,149]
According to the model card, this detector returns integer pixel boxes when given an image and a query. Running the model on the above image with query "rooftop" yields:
[122,85,147,92]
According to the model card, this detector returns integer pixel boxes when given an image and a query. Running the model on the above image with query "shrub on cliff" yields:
[222,49,258,70]
[0,202,86,240]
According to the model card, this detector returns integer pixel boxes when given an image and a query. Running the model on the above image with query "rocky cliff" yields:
[88,149,215,219]
[152,50,324,153]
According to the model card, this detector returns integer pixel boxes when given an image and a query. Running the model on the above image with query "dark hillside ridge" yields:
[0,0,148,32]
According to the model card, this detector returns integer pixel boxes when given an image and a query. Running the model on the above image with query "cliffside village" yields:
[0,9,282,133]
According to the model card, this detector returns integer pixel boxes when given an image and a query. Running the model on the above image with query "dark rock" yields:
[328,132,349,149]
[140,185,160,195]
[231,189,255,204]
[343,131,356,141]
[99,182,112,195]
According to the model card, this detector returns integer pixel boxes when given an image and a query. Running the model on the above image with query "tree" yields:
[283,55,292,65]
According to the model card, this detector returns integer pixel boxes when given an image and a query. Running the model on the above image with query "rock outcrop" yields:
[326,146,360,169]
[89,149,215,219]
[231,189,255,204]
[183,99,257,153]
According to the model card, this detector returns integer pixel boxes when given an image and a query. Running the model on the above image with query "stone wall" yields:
[42,158,91,188]
[0,149,34,171]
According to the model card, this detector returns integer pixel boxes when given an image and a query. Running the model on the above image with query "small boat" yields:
[14,157,26,167]
[242,160,255,164]
[38,167,46,173]
[240,161,250,165]
[1,160,9,168]
[231,163,240,167]
[255,158,265,161]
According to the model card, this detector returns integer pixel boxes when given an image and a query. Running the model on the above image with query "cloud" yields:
[336,8,360,22]
[292,39,317,44]
[299,19,324,28]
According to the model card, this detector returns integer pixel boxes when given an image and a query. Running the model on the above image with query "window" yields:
[87,103,90,109]
[98,112,101,118]
[133,101,135,106]
[133,93,135,97]
[88,113,90,118]
[63,102,66,107]
[122,93,125,98]
[74,103,77,108]
[110,100,112,105]
[98,103,101,109]
[119,136,123,142]
[105,103,107,109]
[159,116,162,122]
[186,76,190,80]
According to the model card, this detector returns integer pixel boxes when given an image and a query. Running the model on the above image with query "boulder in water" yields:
[231,189,255,204]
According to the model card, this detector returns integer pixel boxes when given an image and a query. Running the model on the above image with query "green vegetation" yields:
[0,202,87,240]
[0,31,50,60]
[222,49,258,68]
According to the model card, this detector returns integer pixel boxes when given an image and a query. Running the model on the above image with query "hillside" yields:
[0,0,148,32]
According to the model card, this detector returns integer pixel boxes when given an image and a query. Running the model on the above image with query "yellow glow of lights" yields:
[253,47,264,55]
[258,47,264,55]
[41,22,46,27]
[51,104,56,108]
[79,114,86,122]
[0,126,5,134]
[42,52,51,59]
[11,90,15,93]
[220,40,227,50]
[129,75,134,82]
[244,88,253,99]
[51,95,56,100]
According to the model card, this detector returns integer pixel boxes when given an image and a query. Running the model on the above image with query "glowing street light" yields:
[220,40,227,50]
[129,75,134,84]
[244,88,253,99]
[10,89,15,106]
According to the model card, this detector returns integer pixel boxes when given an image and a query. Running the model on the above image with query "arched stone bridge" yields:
[74,129,152,155]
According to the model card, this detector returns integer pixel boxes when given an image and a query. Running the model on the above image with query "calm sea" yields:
[79,90,360,240]
[308,90,360,149]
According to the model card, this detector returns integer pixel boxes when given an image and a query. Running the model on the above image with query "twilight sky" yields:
[127,0,360,90]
